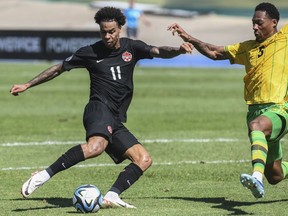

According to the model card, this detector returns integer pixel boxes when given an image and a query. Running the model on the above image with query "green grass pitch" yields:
[1,63,288,215]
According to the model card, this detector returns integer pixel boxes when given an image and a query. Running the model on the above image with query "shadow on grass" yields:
[10,196,288,215]
[11,197,77,213]
[157,196,288,215]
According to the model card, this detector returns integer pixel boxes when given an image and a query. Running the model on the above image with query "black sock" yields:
[110,163,143,195]
[46,144,85,177]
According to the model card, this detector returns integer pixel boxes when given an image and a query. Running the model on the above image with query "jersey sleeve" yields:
[224,41,252,65]
[224,43,241,64]
[131,40,154,60]
[62,46,90,71]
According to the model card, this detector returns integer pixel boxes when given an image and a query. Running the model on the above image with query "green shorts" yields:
[247,103,288,163]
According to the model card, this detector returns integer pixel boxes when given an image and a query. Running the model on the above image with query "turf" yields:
[1,63,288,215]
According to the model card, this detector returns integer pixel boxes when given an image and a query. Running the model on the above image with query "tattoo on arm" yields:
[27,64,64,88]
[150,46,181,59]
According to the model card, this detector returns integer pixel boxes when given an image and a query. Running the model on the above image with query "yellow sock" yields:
[250,130,268,175]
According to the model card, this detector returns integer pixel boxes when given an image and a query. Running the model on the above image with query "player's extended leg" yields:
[263,112,288,184]
[21,136,108,198]
[240,114,272,198]
[264,159,288,184]
[241,111,288,198]
[103,144,152,208]
[240,130,266,198]
[264,139,288,184]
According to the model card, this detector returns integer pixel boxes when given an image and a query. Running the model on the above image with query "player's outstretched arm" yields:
[10,63,65,96]
[167,23,191,42]
[150,43,193,59]
[167,23,228,60]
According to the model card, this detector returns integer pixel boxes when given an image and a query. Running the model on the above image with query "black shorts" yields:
[83,100,141,164]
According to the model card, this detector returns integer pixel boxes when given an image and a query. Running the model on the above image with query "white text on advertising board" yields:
[0,37,41,53]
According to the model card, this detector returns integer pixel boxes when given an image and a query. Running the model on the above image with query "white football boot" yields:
[240,173,264,198]
[21,170,50,198]
[102,191,136,208]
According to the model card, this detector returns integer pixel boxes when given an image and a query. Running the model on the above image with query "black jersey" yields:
[62,38,153,122]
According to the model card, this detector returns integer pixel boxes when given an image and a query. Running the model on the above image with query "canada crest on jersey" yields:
[122,51,132,62]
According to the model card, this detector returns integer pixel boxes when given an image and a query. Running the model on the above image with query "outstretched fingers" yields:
[181,43,193,54]
[167,23,183,35]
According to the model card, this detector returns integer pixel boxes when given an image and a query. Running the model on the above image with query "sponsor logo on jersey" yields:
[107,126,113,134]
[122,51,132,62]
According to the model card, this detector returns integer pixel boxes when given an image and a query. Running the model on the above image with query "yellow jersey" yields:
[225,24,288,105]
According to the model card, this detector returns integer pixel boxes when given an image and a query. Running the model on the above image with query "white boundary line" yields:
[0,138,242,147]
[0,159,250,171]
[0,138,249,171]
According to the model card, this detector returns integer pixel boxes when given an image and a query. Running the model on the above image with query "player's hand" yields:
[180,42,193,54]
[167,23,189,42]
[10,84,29,96]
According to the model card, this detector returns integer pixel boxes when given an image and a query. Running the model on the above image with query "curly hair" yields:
[94,7,126,27]
[255,2,280,21]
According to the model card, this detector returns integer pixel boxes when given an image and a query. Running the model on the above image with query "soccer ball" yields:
[72,184,103,213]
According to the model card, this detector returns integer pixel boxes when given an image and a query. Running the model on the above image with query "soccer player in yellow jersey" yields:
[168,2,288,198]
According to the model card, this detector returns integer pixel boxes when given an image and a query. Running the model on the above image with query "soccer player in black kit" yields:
[10,7,192,208]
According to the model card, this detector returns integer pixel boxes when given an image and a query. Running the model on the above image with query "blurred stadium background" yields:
[0,0,287,67]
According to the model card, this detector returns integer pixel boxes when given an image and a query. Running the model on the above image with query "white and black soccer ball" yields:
[72,184,103,213]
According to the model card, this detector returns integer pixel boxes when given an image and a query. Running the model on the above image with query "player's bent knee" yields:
[83,139,107,158]
[136,154,152,171]
[143,154,153,167]
[139,155,152,171]
[265,175,282,185]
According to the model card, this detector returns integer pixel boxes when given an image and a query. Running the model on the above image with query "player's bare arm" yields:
[167,23,228,60]
[10,63,64,96]
[150,43,193,58]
